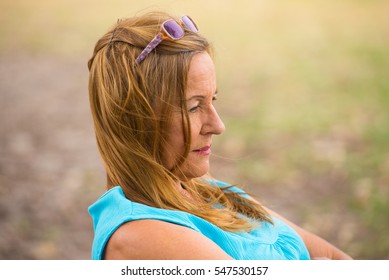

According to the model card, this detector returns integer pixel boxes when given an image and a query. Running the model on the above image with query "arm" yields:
[265,207,353,260]
[104,219,233,260]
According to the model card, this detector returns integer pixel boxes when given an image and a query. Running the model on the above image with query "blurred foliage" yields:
[0,0,388,259]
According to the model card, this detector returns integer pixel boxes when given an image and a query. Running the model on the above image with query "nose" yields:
[201,105,225,135]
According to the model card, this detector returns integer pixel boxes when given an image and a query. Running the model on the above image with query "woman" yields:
[87,11,352,260]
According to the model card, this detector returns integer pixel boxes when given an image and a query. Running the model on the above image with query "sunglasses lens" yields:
[181,16,199,32]
[163,20,184,39]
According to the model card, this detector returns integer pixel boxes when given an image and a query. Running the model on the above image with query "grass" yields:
[1,0,388,259]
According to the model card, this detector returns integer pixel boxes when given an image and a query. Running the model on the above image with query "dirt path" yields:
[0,54,105,259]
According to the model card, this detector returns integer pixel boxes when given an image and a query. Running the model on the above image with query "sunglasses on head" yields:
[135,15,199,65]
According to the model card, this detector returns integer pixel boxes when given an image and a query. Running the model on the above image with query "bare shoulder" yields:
[104,219,232,260]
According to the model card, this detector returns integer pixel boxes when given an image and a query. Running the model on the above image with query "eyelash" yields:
[188,105,200,113]
[188,96,218,113]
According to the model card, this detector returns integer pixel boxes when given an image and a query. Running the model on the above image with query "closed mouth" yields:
[192,145,211,155]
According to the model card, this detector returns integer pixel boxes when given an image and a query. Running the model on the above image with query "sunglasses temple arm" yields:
[135,33,164,65]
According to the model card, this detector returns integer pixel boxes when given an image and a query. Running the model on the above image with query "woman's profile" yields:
[87,11,352,260]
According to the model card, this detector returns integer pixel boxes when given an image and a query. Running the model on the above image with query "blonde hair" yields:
[87,11,272,232]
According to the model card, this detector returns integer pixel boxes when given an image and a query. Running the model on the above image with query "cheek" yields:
[189,117,201,136]
[169,126,185,152]
[162,117,185,169]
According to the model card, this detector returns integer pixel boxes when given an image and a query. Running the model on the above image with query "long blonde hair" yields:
[87,11,272,232]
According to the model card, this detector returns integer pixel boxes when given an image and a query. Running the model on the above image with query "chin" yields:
[181,163,210,181]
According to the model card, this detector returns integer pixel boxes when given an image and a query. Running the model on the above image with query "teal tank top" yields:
[88,183,310,260]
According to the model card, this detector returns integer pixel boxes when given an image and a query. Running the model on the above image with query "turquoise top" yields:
[88,182,310,260]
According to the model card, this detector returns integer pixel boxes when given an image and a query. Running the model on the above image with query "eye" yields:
[188,105,200,113]
[187,100,201,113]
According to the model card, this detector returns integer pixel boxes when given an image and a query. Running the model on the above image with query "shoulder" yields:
[104,219,233,260]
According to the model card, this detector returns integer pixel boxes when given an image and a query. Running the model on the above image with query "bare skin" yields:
[104,205,352,260]
[104,52,352,260]
[105,219,233,260]
[265,208,353,260]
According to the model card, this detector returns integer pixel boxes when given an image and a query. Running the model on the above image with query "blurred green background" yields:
[0,0,388,259]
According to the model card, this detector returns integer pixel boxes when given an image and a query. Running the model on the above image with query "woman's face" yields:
[163,52,225,181]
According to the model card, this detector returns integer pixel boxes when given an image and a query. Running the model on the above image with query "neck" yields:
[106,173,114,189]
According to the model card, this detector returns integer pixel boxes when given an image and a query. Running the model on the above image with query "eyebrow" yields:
[186,90,218,101]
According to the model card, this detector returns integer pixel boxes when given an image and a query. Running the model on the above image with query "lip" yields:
[192,145,211,156]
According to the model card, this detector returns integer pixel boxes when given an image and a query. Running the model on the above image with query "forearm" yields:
[263,207,352,260]
[301,230,353,260]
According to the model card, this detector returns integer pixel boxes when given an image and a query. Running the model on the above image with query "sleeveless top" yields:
[88,182,310,260]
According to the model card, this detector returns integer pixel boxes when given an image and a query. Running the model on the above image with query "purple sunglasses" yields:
[135,15,199,65]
